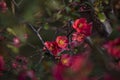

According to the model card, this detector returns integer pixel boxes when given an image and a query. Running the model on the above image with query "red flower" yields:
[18,70,37,80]
[103,37,120,58]
[0,56,5,71]
[61,54,87,71]
[61,54,72,67]
[0,1,7,13]
[72,18,92,36]
[72,32,85,42]
[53,63,65,80]
[13,37,21,47]
[44,41,61,56]
[12,56,28,72]
[0,55,5,76]
[70,54,86,72]
[53,53,92,80]
[0,35,5,41]
[56,36,68,49]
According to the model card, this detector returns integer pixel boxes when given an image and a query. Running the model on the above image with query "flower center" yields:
[49,46,54,50]
[62,59,69,65]
[79,23,83,28]
[59,40,64,45]
[77,34,85,41]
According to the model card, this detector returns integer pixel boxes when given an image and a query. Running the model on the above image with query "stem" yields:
[34,53,44,68]
[12,0,24,7]
[26,42,36,49]
[11,0,15,14]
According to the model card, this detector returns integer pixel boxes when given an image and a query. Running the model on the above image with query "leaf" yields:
[7,44,19,53]
[65,7,71,13]
[44,23,49,30]
[7,27,16,36]
[98,13,106,22]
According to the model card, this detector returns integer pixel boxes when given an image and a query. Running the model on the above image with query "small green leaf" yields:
[98,13,106,22]
[44,23,49,30]
[7,28,16,36]
[65,7,71,13]
[7,44,19,53]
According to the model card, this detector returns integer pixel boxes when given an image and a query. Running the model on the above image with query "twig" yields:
[26,42,36,49]
[11,0,15,14]
[37,26,42,32]
[34,55,44,68]
[12,0,24,7]
[27,23,54,56]
[67,20,74,37]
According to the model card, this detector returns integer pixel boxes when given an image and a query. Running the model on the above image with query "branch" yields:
[27,23,54,56]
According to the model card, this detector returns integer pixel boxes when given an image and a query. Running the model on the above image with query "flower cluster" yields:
[44,18,92,56]
[43,18,93,79]
[44,36,68,56]
[73,18,92,35]
[72,18,92,43]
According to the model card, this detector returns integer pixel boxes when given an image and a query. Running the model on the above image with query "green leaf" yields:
[44,23,49,30]
[98,13,106,22]
[65,7,71,13]
[7,44,19,53]
[7,28,16,36]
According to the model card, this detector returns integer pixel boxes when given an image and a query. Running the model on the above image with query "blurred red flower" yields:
[61,54,72,67]
[56,36,68,49]
[0,35,5,41]
[72,18,92,36]
[18,70,37,80]
[53,53,92,80]
[53,63,65,80]
[0,55,5,76]
[103,37,120,58]
[12,56,28,72]
[0,1,7,13]
[13,37,21,47]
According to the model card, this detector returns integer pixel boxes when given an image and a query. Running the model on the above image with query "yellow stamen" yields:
[62,59,68,64]
[59,40,64,45]
[79,23,83,28]
[49,47,53,50]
